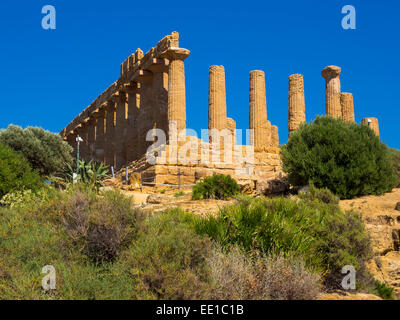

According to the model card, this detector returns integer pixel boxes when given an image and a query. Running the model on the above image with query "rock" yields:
[298,185,310,194]
[256,179,290,196]
[237,180,255,195]
[146,194,171,205]
[395,202,400,211]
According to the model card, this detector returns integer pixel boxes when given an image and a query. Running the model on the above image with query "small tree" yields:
[281,116,397,199]
[0,143,42,198]
[0,125,73,176]
[192,174,240,200]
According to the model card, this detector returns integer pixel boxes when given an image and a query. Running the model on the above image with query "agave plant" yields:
[64,160,109,191]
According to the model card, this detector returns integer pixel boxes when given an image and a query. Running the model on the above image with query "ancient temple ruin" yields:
[60,32,282,187]
[60,32,380,187]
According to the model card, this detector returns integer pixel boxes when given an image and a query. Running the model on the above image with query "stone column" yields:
[87,118,97,160]
[249,70,269,148]
[340,92,355,122]
[105,101,116,168]
[362,117,379,137]
[114,92,127,169]
[271,125,279,147]
[161,48,190,137]
[208,65,228,133]
[94,108,106,163]
[124,82,140,163]
[321,66,342,118]
[288,74,306,134]
[227,117,236,146]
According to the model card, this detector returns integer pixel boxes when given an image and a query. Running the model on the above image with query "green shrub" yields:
[64,160,109,191]
[123,209,213,299]
[281,116,397,199]
[192,174,240,200]
[390,148,400,187]
[173,191,185,198]
[0,188,139,299]
[0,143,42,198]
[298,183,339,205]
[0,125,73,176]
[194,195,372,289]
[373,280,394,300]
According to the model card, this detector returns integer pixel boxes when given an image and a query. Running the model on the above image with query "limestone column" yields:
[227,117,236,146]
[271,125,279,147]
[105,101,116,168]
[208,65,228,133]
[124,82,140,163]
[114,92,127,169]
[362,117,379,137]
[321,66,342,118]
[87,118,97,160]
[161,48,190,137]
[249,70,269,148]
[340,92,355,122]
[288,74,306,134]
[94,109,106,163]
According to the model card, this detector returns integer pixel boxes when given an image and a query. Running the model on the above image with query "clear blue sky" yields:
[0,0,399,148]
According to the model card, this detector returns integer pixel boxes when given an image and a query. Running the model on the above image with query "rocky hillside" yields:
[340,188,400,292]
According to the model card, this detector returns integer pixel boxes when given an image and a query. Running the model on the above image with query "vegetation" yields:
[0,143,42,198]
[194,192,373,289]
[373,280,394,300]
[390,148,400,187]
[0,184,322,299]
[0,125,73,176]
[281,116,397,199]
[64,160,109,191]
[192,174,240,200]
[173,191,185,198]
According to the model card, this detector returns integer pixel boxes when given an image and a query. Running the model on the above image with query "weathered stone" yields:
[340,92,355,122]
[249,70,270,148]
[271,125,279,147]
[255,179,290,196]
[322,66,342,118]
[288,74,306,134]
[362,117,380,137]
[208,65,228,134]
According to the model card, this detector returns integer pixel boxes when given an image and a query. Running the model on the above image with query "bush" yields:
[390,148,400,187]
[192,174,240,200]
[194,194,372,289]
[0,143,42,198]
[59,187,142,264]
[298,183,339,205]
[373,280,394,300]
[0,125,73,176]
[281,116,397,199]
[0,187,139,299]
[208,246,321,300]
[122,209,213,299]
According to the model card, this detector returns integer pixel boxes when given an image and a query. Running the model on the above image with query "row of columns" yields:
[288,65,379,137]
[69,48,190,170]
[207,66,280,149]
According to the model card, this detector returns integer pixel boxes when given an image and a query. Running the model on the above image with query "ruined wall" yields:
[60,32,189,170]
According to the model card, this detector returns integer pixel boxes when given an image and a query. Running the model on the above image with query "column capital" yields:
[321,65,341,79]
[160,47,190,61]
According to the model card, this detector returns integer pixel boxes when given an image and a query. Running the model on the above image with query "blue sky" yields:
[0,0,399,148]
